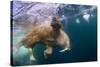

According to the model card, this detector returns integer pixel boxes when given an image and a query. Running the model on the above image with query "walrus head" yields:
[51,16,62,31]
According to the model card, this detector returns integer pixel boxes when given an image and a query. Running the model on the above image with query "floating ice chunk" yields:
[91,14,94,17]
[76,18,80,24]
[83,14,90,22]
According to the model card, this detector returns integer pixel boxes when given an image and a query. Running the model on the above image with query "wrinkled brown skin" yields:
[20,17,70,61]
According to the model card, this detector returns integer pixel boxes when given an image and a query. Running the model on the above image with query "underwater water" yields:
[11,1,97,66]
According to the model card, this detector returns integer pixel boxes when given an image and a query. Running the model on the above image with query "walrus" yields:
[17,16,70,61]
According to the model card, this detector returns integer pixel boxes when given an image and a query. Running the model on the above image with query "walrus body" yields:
[19,16,70,61]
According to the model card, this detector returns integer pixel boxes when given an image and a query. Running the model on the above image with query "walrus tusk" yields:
[59,47,70,52]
